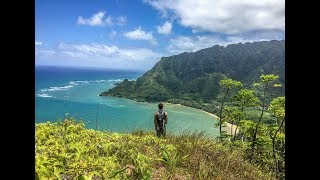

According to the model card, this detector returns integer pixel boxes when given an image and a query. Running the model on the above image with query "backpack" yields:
[156,110,166,127]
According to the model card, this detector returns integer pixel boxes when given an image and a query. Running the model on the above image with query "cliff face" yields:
[101,40,285,102]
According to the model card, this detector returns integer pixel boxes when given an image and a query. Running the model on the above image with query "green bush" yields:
[36,119,274,179]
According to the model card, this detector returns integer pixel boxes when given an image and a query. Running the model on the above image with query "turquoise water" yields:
[35,66,219,137]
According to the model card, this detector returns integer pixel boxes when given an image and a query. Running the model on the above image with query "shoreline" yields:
[201,110,239,135]
[165,102,239,135]
[101,95,239,136]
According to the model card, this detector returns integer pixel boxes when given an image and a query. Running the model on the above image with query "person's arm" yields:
[165,112,168,124]
[154,112,157,127]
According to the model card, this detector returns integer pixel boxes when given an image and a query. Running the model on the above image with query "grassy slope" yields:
[36,119,273,180]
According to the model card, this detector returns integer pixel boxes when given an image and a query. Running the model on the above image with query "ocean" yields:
[35,66,219,137]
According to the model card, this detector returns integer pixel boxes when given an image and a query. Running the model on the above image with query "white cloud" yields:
[104,16,113,25]
[143,0,171,17]
[38,42,161,61]
[61,51,88,58]
[144,0,284,34]
[36,49,56,56]
[77,11,112,26]
[168,34,282,54]
[118,48,159,60]
[157,21,172,35]
[77,11,127,27]
[117,16,127,25]
[35,42,162,69]
[57,43,119,58]
[35,41,42,46]
[124,27,157,45]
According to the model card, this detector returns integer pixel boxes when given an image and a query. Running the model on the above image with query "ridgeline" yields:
[100,40,285,114]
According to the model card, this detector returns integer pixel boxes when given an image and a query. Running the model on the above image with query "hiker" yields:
[154,103,168,138]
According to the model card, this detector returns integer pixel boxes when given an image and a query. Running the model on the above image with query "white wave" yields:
[41,85,74,92]
[75,79,134,84]
[89,79,125,83]
[91,80,108,83]
[39,80,89,93]
[36,93,52,98]
[106,78,136,82]
[73,80,89,84]
[107,79,124,82]
[38,78,136,93]
[69,81,78,85]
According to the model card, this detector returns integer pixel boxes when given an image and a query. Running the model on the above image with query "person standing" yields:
[154,103,168,138]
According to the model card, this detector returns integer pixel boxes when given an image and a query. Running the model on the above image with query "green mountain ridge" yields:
[101,40,285,113]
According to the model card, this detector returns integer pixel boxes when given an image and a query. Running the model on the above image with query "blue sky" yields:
[35,0,285,70]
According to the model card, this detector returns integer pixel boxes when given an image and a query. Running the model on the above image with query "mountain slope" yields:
[101,40,285,111]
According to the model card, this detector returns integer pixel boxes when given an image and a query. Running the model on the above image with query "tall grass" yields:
[36,119,273,179]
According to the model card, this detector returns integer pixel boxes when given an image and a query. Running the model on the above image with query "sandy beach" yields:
[201,110,239,135]
[166,102,239,135]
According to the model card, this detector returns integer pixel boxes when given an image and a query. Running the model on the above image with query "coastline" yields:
[165,102,239,135]
[201,110,239,135]
[100,95,239,136]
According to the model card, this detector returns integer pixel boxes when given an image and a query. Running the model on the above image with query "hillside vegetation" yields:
[100,73,285,179]
[35,119,273,180]
[99,40,286,179]
[101,40,284,114]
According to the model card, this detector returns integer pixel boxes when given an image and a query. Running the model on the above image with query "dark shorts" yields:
[155,123,166,137]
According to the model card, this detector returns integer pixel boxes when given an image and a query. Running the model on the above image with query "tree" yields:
[239,120,256,142]
[224,106,243,138]
[232,89,259,141]
[268,96,285,177]
[217,78,242,139]
[251,74,280,157]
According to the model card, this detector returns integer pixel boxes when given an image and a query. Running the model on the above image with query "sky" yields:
[35,0,285,70]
